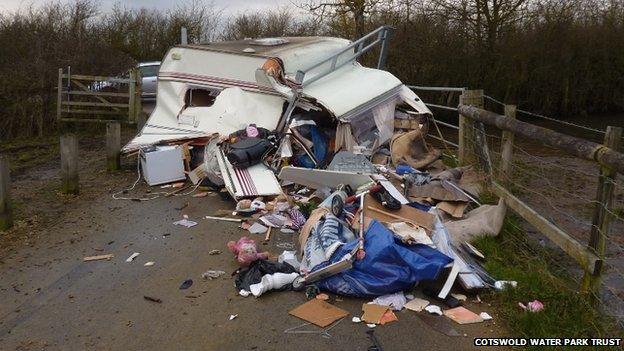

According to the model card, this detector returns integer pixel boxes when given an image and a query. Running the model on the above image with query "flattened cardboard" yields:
[289,299,349,327]
[409,181,470,202]
[379,310,398,325]
[437,201,468,219]
[361,303,390,324]
[443,306,484,324]
[364,194,435,231]
[404,297,430,312]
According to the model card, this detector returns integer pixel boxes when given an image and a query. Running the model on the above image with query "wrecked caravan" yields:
[123,27,432,158]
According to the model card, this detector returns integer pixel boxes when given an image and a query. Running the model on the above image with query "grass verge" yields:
[472,215,622,349]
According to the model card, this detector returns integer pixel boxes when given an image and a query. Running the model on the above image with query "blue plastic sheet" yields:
[315,220,453,297]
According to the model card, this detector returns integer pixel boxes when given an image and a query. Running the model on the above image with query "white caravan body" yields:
[123,36,431,153]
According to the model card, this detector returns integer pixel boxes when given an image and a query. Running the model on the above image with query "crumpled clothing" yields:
[301,213,356,272]
[259,213,289,228]
[288,208,306,230]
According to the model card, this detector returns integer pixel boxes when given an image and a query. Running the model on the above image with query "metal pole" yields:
[181,27,188,45]
[377,27,392,70]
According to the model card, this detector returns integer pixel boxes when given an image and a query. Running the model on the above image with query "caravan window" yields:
[184,88,221,107]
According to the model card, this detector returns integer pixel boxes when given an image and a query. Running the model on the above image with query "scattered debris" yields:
[126,252,140,262]
[443,306,484,324]
[83,254,114,262]
[289,299,349,327]
[404,297,430,312]
[204,216,242,223]
[379,309,398,325]
[494,280,518,291]
[227,237,269,267]
[519,300,544,312]
[179,279,193,290]
[425,305,443,316]
[202,270,226,280]
[248,222,268,234]
[229,314,238,321]
[362,304,390,324]
[316,293,329,301]
[143,295,162,303]
[372,292,407,311]
[450,293,467,302]
[175,202,189,211]
[250,272,298,297]
[173,218,198,228]
[105,28,525,339]
[479,312,493,320]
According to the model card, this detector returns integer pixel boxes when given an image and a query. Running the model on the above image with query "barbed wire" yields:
[483,95,607,135]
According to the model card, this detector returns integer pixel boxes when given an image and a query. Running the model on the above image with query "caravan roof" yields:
[185,36,350,58]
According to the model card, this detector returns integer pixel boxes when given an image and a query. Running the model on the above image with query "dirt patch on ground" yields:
[0,131,137,259]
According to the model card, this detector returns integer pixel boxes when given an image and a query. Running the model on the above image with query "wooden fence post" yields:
[499,105,516,184]
[581,126,622,299]
[57,68,63,121]
[129,68,137,124]
[0,156,12,230]
[458,89,483,165]
[60,134,79,195]
[106,122,121,171]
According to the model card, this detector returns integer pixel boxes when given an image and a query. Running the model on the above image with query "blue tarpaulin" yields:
[315,220,453,297]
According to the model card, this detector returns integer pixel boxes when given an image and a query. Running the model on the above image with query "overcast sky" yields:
[0,0,299,16]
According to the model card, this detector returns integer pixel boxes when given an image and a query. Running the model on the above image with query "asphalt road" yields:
[0,157,508,350]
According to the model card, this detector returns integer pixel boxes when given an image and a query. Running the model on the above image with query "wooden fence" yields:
[57,67,142,124]
[415,87,624,302]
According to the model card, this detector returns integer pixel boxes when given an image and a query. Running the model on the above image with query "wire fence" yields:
[411,85,624,326]
[463,120,624,325]
[409,85,610,137]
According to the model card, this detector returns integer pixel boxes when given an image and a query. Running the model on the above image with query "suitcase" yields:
[225,137,272,168]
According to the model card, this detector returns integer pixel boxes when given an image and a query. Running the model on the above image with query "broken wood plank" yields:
[83,254,114,262]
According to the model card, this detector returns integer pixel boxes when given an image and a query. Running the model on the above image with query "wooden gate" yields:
[56,67,142,124]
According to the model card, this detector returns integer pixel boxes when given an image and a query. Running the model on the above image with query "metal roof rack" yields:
[294,26,393,87]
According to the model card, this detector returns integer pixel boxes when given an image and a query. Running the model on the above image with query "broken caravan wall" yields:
[122,46,285,152]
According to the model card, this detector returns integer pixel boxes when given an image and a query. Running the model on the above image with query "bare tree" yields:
[299,0,388,38]
[429,0,532,49]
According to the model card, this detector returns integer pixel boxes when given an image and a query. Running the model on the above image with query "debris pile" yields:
[108,29,526,337]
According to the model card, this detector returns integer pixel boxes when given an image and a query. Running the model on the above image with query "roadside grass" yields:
[472,216,622,349]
